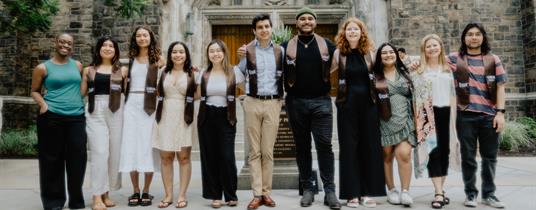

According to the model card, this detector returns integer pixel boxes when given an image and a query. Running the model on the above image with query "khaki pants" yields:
[243,96,282,196]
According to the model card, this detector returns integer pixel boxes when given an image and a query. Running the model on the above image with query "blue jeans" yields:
[457,111,499,199]
[285,95,335,193]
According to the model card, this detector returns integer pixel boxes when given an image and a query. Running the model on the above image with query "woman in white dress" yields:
[119,26,162,207]
[152,41,197,208]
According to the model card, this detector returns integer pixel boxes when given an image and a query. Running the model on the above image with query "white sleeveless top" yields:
[130,59,148,91]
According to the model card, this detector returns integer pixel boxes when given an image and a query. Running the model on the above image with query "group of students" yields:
[31,6,507,210]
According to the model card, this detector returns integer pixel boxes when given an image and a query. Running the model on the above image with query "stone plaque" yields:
[274,106,296,159]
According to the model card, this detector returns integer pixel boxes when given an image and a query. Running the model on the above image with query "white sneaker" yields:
[386,188,400,205]
[359,197,377,208]
[482,196,505,209]
[346,198,359,208]
[464,195,478,208]
[400,191,413,206]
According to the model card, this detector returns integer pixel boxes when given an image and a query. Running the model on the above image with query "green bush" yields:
[516,116,536,139]
[500,121,534,151]
[272,25,292,45]
[0,125,38,157]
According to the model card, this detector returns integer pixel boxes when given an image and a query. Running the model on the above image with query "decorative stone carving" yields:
[330,0,345,4]
[209,0,221,6]
[265,0,287,6]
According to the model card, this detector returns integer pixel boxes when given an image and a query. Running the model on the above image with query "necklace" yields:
[298,36,315,48]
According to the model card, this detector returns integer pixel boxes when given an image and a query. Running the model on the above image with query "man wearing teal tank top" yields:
[31,33,87,210]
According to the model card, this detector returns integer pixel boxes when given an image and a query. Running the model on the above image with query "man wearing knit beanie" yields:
[295,7,317,20]
[281,6,341,210]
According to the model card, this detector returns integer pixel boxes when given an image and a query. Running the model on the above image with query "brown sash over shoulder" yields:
[125,59,159,115]
[87,66,123,113]
[285,33,330,87]
[155,70,196,124]
[245,40,284,98]
[334,49,375,104]
[454,54,496,106]
[375,77,391,121]
[198,70,237,126]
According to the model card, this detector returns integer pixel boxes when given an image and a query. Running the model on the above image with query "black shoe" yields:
[300,190,315,207]
[45,207,63,210]
[323,192,341,210]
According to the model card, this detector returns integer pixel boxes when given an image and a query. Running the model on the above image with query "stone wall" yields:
[388,0,526,118]
[523,0,536,118]
[0,0,163,129]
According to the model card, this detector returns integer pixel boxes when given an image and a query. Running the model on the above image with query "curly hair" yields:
[335,17,373,56]
[129,26,161,64]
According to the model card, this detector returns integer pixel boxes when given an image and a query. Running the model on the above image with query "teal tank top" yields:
[43,58,84,116]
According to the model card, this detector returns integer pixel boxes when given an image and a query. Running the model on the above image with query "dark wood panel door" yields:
[212,25,254,65]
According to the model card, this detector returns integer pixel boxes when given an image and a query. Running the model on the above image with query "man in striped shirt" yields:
[447,23,506,209]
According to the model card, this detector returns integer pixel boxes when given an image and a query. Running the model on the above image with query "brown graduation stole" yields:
[155,70,196,124]
[375,77,391,121]
[124,59,159,115]
[87,66,123,113]
[285,33,330,87]
[454,54,496,106]
[335,49,375,104]
[198,70,237,126]
[245,40,283,98]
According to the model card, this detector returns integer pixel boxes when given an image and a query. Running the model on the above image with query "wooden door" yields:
[212,25,254,95]
[212,25,255,65]
[286,24,339,96]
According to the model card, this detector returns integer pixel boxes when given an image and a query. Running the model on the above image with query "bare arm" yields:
[121,66,129,91]
[493,83,506,132]
[31,64,48,114]
[80,67,89,96]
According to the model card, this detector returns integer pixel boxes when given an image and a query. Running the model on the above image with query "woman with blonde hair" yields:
[411,34,461,209]
[330,17,385,208]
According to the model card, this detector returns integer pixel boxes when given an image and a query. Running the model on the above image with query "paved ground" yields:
[1,157,535,210]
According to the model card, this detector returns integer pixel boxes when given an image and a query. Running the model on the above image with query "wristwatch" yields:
[495,108,506,113]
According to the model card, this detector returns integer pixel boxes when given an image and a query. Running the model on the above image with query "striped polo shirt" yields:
[447,52,507,115]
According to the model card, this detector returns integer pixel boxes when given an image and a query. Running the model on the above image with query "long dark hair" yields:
[164,41,192,74]
[373,42,412,86]
[459,22,490,58]
[92,36,120,71]
[129,25,161,64]
[206,39,232,73]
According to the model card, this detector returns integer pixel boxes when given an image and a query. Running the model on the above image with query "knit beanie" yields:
[295,7,317,20]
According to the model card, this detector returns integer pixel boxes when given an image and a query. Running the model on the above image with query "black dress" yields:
[337,49,386,199]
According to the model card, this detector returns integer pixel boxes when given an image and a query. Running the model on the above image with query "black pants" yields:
[457,111,499,199]
[428,106,451,177]
[285,95,335,193]
[337,93,385,199]
[36,111,87,210]
[198,105,238,201]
